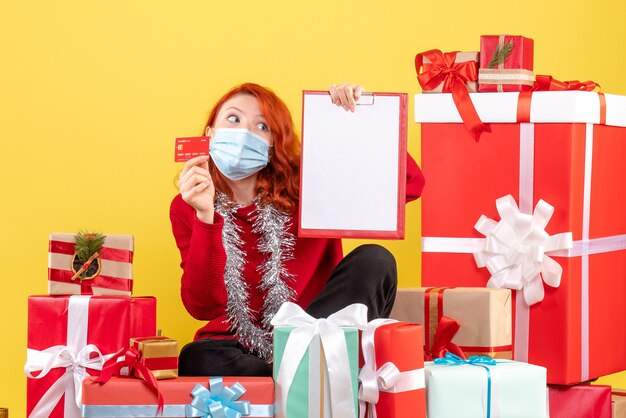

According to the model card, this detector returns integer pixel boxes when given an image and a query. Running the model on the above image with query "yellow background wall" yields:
[1,0,625,415]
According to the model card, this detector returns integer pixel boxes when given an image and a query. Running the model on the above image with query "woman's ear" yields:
[205,126,215,137]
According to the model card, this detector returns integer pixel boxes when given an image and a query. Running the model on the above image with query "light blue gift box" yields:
[425,357,547,418]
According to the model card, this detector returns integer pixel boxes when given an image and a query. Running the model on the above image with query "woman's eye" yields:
[227,115,239,123]
[257,123,269,132]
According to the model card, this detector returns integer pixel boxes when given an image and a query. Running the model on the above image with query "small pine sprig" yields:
[487,40,515,69]
[74,230,105,262]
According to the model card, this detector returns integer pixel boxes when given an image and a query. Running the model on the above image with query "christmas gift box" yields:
[82,376,274,417]
[271,302,367,418]
[415,90,626,384]
[25,295,156,418]
[478,35,534,92]
[129,336,178,379]
[548,384,611,418]
[416,50,479,93]
[415,49,486,140]
[94,336,179,410]
[425,354,547,418]
[613,389,626,418]
[48,232,134,296]
[358,319,426,418]
[390,287,512,359]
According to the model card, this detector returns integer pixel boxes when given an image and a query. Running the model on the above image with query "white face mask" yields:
[209,128,270,180]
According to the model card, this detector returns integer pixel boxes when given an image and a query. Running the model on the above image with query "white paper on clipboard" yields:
[299,90,407,239]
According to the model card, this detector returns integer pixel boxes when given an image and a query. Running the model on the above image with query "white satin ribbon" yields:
[473,194,573,306]
[271,302,368,418]
[358,319,425,418]
[24,296,111,418]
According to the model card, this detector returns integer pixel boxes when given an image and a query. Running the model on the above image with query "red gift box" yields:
[415,91,626,384]
[48,233,134,296]
[25,295,156,418]
[478,35,534,92]
[548,384,611,418]
[82,376,274,417]
[359,320,426,418]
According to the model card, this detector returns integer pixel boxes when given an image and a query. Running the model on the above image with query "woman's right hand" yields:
[179,155,215,223]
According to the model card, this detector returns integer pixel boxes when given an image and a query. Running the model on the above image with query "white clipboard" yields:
[298,90,407,239]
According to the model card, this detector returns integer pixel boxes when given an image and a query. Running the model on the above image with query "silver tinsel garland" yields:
[215,192,295,361]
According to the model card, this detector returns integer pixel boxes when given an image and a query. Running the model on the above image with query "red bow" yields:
[424,315,467,361]
[96,346,165,415]
[531,75,600,91]
[415,49,490,141]
[518,75,604,124]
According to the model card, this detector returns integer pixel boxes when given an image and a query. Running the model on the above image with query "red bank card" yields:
[175,137,209,162]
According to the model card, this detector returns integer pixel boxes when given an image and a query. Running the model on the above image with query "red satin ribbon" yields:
[142,356,178,370]
[416,50,490,141]
[48,268,132,292]
[517,75,606,124]
[531,75,600,92]
[49,240,134,263]
[423,287,466,360]
[95,347,165,415]
[424,315,467,361]
[458,344,513,352]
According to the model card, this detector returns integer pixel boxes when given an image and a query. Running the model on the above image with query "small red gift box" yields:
[548,384,611,418]
[82,376,274,417]
[359,320,426,418]
[478,35,534,92]
[48,233,134,296]
[25,295,156,418]
[415,90,626,384]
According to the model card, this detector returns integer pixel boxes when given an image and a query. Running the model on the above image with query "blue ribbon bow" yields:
[185,378,251,418]
[434,353,497,418]
[434,352,496,366]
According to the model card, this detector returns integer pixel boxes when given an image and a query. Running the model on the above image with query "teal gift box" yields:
[273,326,359,418]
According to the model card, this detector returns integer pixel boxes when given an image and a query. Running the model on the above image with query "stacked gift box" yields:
[24,36,626,418]
[402,33,626,417]
[26,233,195,418]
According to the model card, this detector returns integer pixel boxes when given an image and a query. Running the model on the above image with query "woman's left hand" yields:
[329,83,365,112]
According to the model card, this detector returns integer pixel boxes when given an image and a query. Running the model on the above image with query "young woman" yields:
[170,82,425,376]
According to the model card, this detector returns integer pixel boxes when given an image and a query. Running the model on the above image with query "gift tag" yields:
[175,137,209,162]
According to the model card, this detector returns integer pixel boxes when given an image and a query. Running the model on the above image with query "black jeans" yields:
[178,244,398,376]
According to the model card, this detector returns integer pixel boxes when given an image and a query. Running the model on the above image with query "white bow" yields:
[271,302,368,418]
[358,319,425,418]
[25,344,109,418]
[473,195,573,305]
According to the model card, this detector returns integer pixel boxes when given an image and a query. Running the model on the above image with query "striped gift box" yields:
[48,233,134,296]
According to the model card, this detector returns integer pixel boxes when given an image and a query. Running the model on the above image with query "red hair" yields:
[204,83,300,213]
